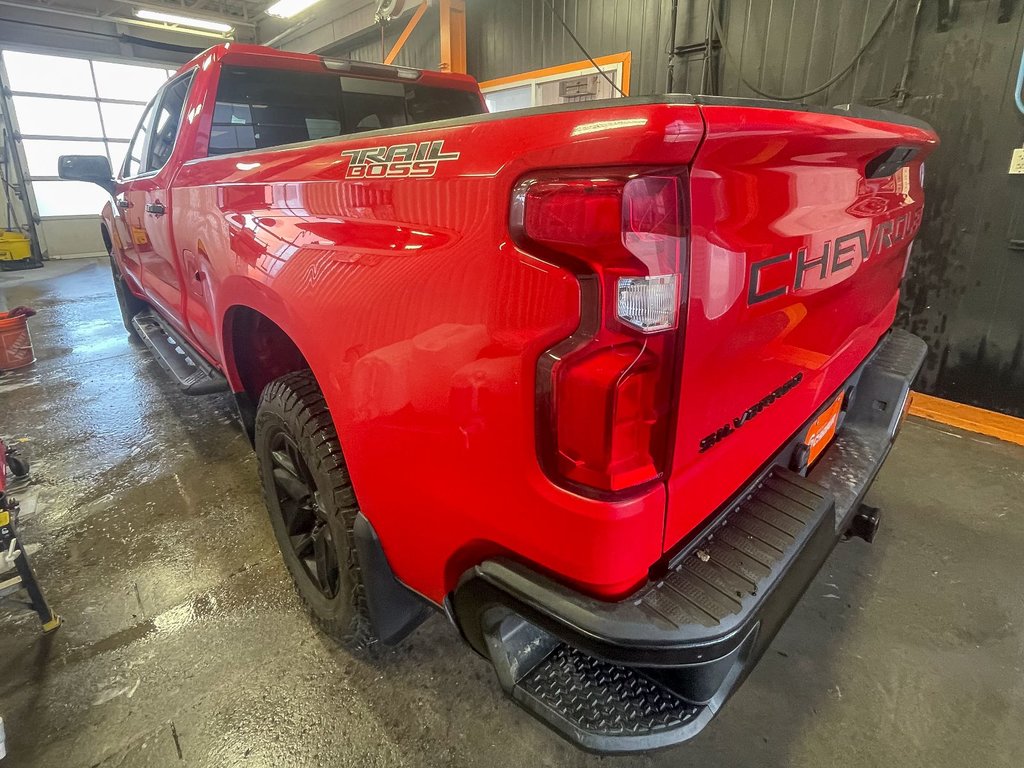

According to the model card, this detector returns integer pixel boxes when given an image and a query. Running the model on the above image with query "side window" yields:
[146,72,194,173]
[339,77,407,131]
[210,67,342,156]
[122,99,156,179]
[207,66,484,156]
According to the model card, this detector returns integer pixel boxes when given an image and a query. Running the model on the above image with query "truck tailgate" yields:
[665,103,937,549]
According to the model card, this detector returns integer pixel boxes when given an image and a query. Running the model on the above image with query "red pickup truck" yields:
[60,43,937,752]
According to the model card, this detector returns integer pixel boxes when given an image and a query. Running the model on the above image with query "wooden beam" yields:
[383,1,428,66]
[439,0,466,74]
[908,392,1024,447]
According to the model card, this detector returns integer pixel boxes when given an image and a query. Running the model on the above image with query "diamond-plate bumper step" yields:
[453,329,930,753]
[471,467,837,752]
[515,645,703,748]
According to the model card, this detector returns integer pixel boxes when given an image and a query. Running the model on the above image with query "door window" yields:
[122,99,156,179]
[147,73,194,173]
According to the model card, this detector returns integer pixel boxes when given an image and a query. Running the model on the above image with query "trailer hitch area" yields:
[846,503,881,543]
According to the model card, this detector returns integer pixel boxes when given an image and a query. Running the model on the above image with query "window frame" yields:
[121,97,158,181]
[122,69,197,181]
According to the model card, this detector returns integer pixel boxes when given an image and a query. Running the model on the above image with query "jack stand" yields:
[0,501,61,633]
[0,500,61,633]
[0,439,60,633]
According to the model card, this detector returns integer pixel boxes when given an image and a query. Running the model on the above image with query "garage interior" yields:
[1,1,1023,766]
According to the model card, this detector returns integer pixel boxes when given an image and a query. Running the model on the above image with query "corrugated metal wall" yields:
[467,1,919,105]
[666,0,920,103]
[331,0,1024,417]
[338,5,442,71]
[895,0,1024,416]
[467,0,671,92]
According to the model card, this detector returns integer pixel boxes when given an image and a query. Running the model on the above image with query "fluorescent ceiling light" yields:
[265,0,322,19]
[135,9,233,34]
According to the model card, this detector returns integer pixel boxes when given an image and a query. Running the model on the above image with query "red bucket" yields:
[0,311,34,371]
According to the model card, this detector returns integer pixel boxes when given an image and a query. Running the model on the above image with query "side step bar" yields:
[131,310,228,395]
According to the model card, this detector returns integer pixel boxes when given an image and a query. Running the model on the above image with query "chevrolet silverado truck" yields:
[59,43,938,752]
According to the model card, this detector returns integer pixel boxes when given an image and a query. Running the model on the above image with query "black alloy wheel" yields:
[254,370,374,648]
[267,429,340,599]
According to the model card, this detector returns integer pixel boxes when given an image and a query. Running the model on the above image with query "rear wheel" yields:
[254,370,375,649]
[109,254,145,338]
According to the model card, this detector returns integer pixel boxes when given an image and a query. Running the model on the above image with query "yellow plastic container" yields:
[0,231,31,263]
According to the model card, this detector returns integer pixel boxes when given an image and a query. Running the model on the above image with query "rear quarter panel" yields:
[171,101,705,601]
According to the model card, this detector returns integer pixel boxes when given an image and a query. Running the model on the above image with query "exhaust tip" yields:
[847,504,881,543]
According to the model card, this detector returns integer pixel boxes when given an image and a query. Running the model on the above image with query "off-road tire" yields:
[254,370,375,649]
[109,254,146,338]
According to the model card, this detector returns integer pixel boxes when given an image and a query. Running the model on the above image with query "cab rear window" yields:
[209,66,484,156]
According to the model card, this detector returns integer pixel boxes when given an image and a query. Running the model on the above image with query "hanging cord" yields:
[1015,45,1024,115]
[709,0,899,102]
[541,0,627,97]
[0,128,21,232]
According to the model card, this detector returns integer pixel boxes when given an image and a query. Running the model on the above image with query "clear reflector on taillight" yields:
[616,274,679,333]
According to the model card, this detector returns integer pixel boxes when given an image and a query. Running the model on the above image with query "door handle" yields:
[145,202,166,216]
[116,198,131,209]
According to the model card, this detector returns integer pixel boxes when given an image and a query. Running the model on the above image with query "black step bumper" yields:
[451,329,928,753]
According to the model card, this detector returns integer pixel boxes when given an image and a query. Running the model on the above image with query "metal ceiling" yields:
[0,0,269,36]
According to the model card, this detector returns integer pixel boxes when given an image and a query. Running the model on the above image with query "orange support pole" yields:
[384,1,429,65]
[439,0,466,73]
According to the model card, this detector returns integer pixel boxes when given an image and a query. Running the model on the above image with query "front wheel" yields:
[254,370,376,649]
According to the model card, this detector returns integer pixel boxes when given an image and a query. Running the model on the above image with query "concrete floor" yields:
[1,258,1022,767]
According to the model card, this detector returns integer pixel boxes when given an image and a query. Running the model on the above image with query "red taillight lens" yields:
[512,169,688,495]
[522,178,622,251]
[554,345,662,491]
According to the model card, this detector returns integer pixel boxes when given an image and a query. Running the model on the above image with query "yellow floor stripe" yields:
[908,392,1024,447]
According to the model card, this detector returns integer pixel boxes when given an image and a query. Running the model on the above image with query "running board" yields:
[131,310,228,395]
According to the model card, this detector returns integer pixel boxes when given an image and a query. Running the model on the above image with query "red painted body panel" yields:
[170,100,704,602]
[99,45,937,605]
[666,105,935,549]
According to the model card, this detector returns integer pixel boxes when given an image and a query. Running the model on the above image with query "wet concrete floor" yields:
[1,258,1022,767]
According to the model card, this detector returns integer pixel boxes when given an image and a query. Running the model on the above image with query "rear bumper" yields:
[450,328,928,753]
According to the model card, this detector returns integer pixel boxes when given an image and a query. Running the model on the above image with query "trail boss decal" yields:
[746,207,923,306]
[340,140,459,179]
[699,373,803,453]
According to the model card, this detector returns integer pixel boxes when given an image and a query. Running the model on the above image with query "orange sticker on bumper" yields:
[805,393,845,466]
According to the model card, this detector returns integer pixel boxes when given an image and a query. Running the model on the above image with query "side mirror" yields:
[58,155,115,196]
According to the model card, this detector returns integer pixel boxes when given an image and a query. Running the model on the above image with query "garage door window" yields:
[0,50,176,217]
[480,52,631,113]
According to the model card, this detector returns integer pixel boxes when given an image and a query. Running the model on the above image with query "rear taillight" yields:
[511,169,688,494]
